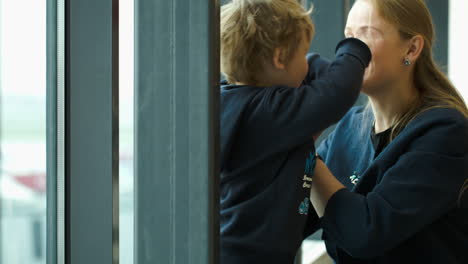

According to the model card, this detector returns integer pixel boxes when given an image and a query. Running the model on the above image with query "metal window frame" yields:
[135,0,220,263]
[46,0,64,263]
[64,0,119,263]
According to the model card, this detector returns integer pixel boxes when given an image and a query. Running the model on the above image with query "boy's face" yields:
[262,32,311,88]
[282,33,311,88]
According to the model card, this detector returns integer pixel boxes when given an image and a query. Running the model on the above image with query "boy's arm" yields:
[257,38,371,150]
[303,53,331,85]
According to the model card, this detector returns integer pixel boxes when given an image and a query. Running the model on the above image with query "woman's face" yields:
[345,0,409,95]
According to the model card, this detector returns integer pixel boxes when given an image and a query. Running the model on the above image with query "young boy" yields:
[220,0,371,263]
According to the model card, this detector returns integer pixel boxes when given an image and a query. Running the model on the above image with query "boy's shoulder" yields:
[220,82,270,106]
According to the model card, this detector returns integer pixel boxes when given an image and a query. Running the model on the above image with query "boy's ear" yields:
[272,47,286,70]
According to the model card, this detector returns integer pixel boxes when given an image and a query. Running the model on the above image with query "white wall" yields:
[449,0,468,101]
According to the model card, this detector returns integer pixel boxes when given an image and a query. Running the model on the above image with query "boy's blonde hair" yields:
[221,0,314,85]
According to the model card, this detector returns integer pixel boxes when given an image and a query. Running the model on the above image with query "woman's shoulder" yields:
[406,107,468,136]
[336,105,372,128]
[402,107,468,155]
[318,106,372,151]
[321,105,373,141]
[412,107,467,126]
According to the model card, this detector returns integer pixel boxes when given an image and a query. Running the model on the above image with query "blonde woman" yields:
[311,0,468,263]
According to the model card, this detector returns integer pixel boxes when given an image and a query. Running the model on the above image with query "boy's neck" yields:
[235,74,286,88]
[234,81,282,87]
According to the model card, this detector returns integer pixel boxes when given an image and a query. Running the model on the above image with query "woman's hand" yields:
[309,159,346,217]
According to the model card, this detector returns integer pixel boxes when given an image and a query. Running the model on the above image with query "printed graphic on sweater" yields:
[298,197,310,215]
[349,171,360,185]
[304,152,316,176]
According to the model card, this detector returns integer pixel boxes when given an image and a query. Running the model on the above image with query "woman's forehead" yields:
[346,1,382,28]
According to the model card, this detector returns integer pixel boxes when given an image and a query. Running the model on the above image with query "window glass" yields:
[119,0,134,263]
[0,1,47,263]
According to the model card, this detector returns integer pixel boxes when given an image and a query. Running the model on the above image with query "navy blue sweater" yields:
[220,38,371,263]
[317,106,468,263]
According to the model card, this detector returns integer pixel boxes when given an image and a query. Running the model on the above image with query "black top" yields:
[220,38,371,264]
[370,125,392,158]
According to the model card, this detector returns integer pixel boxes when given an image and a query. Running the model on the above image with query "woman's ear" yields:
[272,47,287,70]
[405,35,424,63]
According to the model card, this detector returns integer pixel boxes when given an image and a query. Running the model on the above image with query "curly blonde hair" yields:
[221,0,314,85]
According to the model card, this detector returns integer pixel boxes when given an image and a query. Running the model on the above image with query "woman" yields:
[310,0,468,263]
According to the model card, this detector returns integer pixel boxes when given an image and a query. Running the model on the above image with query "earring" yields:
[404,58,412,66]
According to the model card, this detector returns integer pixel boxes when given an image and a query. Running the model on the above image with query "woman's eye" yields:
[360,27,382,39]
[363,29,374,37]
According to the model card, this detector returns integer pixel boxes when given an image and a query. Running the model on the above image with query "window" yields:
[449,0,468,100]
[0,1,47,263]
[119,0,134,262]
